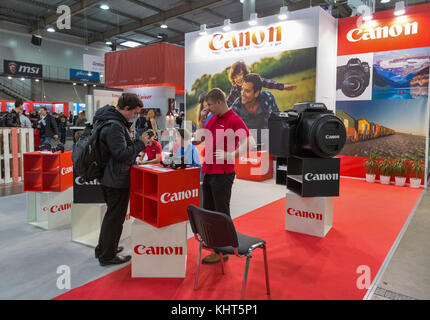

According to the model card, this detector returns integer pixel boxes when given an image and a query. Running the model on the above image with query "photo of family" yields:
[185,47,317,131]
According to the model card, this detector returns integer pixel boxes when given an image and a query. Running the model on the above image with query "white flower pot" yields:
[365,173,376,183]
[395,176,406,187]
[380,175,391,185]
[410,178,422,188]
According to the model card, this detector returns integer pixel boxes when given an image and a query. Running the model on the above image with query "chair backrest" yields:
[187,205,239,248]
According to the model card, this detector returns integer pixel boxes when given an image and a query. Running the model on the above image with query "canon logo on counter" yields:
[43,203,72,214]
[287,208,323,221]
[61,166,73,175]
[134,245,184,256]
[74,177,100,186]
[160,189,199,204]
[346,22,418,42]
[304,173,339,182]
[209,25,282,52]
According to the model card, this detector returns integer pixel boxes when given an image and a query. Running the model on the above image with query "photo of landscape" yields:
[372,47,430,100]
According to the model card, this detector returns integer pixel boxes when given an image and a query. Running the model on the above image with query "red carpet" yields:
[54,178,422,300]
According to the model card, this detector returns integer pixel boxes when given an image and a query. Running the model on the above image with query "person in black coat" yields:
[93,93,150,267]
[5,100,24,127]
[37,107,59,144]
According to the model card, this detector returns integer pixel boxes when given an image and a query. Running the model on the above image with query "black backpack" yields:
[72,120,116,182]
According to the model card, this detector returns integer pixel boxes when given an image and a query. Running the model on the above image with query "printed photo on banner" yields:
[186,47,317,130]
[336,98,428,160]
[372,47,430,100]
[336,53,373,101]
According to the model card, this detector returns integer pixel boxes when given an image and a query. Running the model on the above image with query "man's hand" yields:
[215,149,235,162]
[138,160,148,165]
[284,84,297,91]
[139,132,150,145]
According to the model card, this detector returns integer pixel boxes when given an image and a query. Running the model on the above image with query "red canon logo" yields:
[134,245,184,256]
[61,166,73,176]
[43,203,72,214]
[287,208,323,221]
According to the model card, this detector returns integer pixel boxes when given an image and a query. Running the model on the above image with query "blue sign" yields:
[70,68,100,83]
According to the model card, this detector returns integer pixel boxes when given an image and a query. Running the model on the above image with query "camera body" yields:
[337,58,370,97]
[38,141,65,153]
[268,102,346,158]
[161,154,187,170]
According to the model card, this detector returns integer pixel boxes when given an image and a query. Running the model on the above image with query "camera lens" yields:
[342,75,365,97]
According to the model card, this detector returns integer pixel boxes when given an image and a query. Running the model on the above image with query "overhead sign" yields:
[4,60,43,77]
[83,54,105,73]
[338,2,430,55]
[70,68,100,83]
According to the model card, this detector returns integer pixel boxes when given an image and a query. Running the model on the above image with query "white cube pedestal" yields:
[131,219,187,278]
[71,203,131,248]
[285,190,333,238]
[27,188,73,230]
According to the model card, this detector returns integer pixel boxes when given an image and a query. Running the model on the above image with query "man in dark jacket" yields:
[93,93,150,266]
[37,107,59,144]
[5,100,24,127]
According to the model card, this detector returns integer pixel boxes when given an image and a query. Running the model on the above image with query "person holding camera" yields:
[137,129,162,165]
[38,107,59,144]
[93,93,150,266]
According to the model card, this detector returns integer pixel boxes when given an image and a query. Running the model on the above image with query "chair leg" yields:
[194,241,202,291]
[219,252,225,275]
[241,255,251,300]
[262,245,270,296]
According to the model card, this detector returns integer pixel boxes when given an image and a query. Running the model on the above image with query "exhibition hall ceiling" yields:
[0,0,429,50]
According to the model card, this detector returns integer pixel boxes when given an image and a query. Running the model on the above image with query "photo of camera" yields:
[337,58,370,98]
[268,102,346,158]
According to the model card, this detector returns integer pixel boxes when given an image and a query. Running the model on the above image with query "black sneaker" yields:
[95,246,124,259]
[99,255,131,267]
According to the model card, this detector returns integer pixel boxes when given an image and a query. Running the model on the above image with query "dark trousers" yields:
[202,173,235,216]
[95,186,130,262]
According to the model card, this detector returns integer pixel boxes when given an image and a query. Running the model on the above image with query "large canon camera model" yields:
[336,58,370,98]
[161,153,187,170]
[268,102,346,158]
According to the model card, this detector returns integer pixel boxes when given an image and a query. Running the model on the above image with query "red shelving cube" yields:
[24,151,73,192]
[130,165,200,228]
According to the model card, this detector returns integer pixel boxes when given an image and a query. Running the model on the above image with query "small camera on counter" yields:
[161,154,187,170]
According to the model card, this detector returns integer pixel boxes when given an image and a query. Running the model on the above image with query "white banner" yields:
[83,54,105,73]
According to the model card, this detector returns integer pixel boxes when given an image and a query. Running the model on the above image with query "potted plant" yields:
[393,159,406,187]
[364,152,378,183]
[409,159,424,188]
[379,159,393,185]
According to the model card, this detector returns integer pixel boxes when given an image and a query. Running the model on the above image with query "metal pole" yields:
[242,0,256,21]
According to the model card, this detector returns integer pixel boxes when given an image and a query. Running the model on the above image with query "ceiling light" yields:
[223,19,231,31]
[8,76,12,80]
[35,79,39,82]
[249,13,258,26]
[21,77,25,81]
[46,26,55,33]
[160,23,168,29]
[278,6,289,20]
[120,41,141,48]
[105,40,113,45]
[83,83,87,87]
[362,6,373,21]
[73,83,77,86]
[394,1,405,16]
[100,3,110,10]
[199,24,207,36]
[100,74,104,78]
[88,72,92,76]
[240,0,244,3]
[380,0,390,3]
[93,84,96,87]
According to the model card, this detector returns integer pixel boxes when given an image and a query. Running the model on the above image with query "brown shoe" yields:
[202,252,229,264]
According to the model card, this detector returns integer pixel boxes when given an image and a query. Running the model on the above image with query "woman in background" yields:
[146,109,158,134]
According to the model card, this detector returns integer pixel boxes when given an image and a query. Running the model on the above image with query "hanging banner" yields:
[83,54,105,74]
[4,60,42,78]
[70,68,100,83]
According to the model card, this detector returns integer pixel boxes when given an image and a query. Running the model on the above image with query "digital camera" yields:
[161,154,187,169]
[336,58,370,98]
[268,102,346,158]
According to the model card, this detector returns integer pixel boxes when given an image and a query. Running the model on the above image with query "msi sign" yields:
[4,60,43,77]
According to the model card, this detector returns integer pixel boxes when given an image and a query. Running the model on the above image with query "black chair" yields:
[187,204,270,300]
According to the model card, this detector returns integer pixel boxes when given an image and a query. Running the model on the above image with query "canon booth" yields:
[21,3,430,301]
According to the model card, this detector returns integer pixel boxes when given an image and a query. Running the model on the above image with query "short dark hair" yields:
[40,107,47,112]
[205,88,226,104]
[228,61,249,84]
[177,128,191,141]
[117,93,143,110]
[244,73,263,94]
[15,99,23,108]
